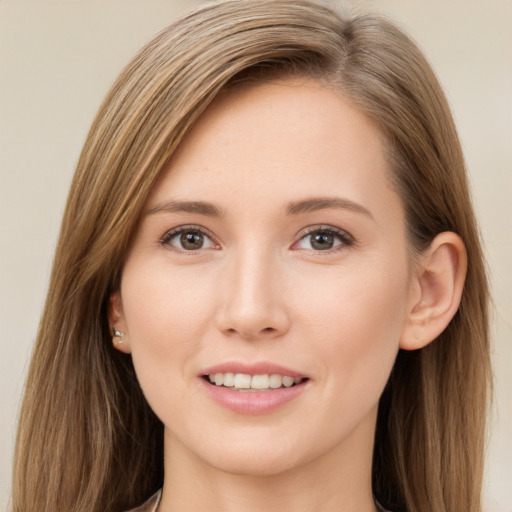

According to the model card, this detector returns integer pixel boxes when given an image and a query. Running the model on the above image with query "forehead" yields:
[148,79,400,224]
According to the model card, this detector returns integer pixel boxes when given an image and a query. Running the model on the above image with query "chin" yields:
[190,431,316,478]
[208,450,304,478]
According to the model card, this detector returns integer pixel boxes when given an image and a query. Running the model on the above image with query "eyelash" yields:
[292,225,354,253]
[160,224,355,253]
[160,225,219,253]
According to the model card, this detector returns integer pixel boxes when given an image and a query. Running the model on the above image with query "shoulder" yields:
[124,490,162,512]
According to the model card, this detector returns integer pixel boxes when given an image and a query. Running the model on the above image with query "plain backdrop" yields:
[0,1,510,511]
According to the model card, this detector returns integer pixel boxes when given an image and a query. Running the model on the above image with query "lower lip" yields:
[200,378,308,415]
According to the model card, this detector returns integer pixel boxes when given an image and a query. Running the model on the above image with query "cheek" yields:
[122,260,215,339]
[119,262,217,397]
[295,256,410,390]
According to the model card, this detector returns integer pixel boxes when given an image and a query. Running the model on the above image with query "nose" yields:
[215,246,290,340]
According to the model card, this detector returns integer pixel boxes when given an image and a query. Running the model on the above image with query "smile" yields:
[206,373,306,391]
[200,364,310,414]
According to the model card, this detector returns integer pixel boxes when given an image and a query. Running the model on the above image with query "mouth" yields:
[200,365,309,414]
[203,373,308,392]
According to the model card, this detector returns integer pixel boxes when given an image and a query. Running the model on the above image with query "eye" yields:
[293,226,353,252]
[161,226,218,252]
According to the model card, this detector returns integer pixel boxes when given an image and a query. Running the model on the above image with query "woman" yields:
[12,1,491,511]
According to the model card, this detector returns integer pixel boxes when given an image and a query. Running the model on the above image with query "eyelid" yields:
[291,224,355,251]
[160,224,221,252]
[159,223,354,253]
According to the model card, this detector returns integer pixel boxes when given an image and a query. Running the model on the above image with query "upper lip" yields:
[201,361,307,379]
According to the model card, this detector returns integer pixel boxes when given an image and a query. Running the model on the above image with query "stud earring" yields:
[110,326,125,345]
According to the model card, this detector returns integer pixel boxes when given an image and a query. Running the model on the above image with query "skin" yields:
[109,79,467,512]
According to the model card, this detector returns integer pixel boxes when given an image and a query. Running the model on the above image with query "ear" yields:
[400,232,467,351]
[108,291,131,353]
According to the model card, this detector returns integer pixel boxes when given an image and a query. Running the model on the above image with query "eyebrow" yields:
[286,197,373,218]
[147,200,223,217]
[146,196,372,219]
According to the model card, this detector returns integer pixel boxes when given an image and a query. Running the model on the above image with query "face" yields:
[111,79,416,477]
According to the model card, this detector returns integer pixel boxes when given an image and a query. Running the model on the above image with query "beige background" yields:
[0,1,510,510]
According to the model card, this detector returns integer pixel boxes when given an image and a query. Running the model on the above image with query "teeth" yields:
[234,373,251,389]
[251,374,269,389]
[207,373,304,390]
[269,374,282,388]
[223,372,234,387]
[282,376,294,387]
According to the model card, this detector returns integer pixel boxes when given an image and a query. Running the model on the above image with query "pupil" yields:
[311,232,334,250]
[180,231,203,250]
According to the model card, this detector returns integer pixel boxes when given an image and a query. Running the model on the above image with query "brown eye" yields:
[162,227,217,252]
[310,231,335,250]
[180,230,205,250]
[294,227,353,252]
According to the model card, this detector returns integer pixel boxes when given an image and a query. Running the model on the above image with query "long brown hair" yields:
[12,1,491,511]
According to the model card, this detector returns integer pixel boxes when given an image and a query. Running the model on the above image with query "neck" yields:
[158,410,379,512]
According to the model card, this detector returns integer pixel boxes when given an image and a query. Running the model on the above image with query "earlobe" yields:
[400,232,467,351]
[108,291,131,353]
